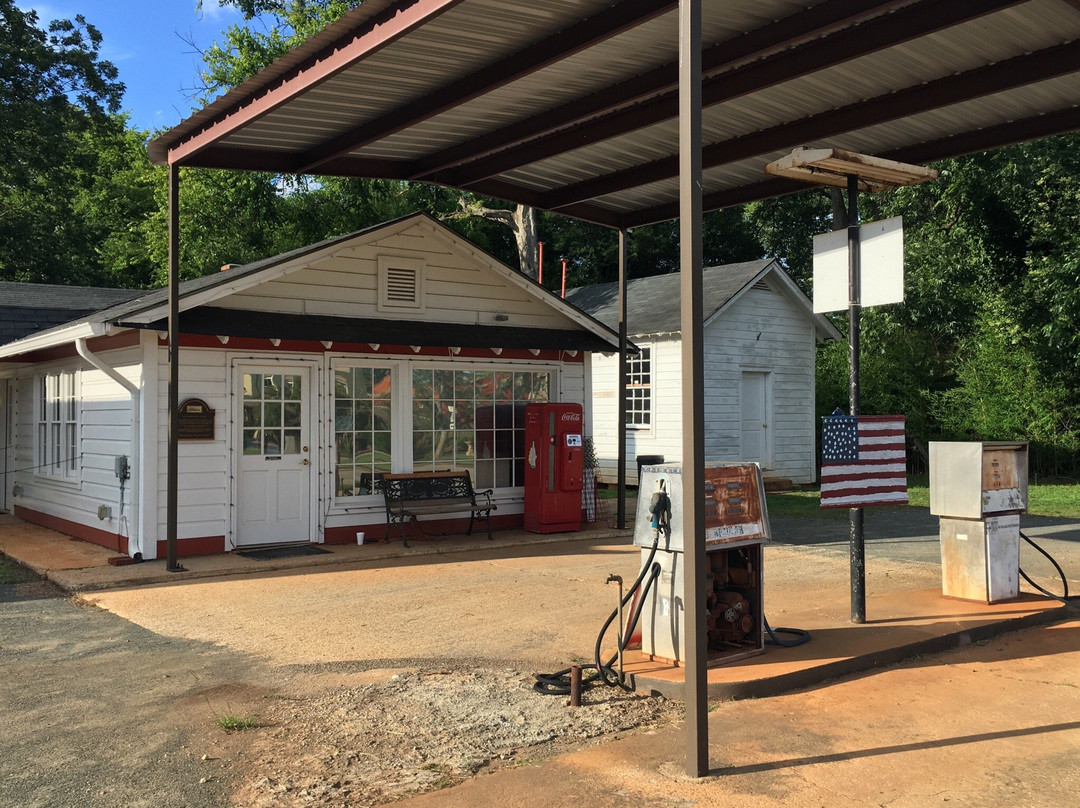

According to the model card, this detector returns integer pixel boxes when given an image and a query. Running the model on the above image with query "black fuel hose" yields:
[533,535,663,696]
[1019,529,1078,610]
[763,616,811,647]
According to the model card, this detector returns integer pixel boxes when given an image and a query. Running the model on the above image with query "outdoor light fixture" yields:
[494,313,509,322]
[321,340,333,349]
[492,347,503,356]
[765,147,938,192]
[269,338,281,347]
[216,335,229,345]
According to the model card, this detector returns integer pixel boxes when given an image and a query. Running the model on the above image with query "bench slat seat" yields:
[381,470,495,547]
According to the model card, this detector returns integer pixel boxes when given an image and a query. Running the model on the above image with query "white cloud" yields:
[199,0,241,21]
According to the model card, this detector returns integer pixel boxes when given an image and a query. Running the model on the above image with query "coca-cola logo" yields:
[561,412,581,422]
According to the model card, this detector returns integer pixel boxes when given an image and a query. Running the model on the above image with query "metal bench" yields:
[380,470,495,547]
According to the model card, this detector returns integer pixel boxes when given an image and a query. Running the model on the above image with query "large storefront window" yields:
[334,366,393,496]
[412,368,550,489]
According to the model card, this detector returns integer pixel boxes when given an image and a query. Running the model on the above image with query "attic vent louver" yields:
[378,256,424,311]
[751,279,772,292]
[385,267,418,303]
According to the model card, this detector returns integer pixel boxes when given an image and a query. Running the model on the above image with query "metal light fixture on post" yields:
[765,148,937,623]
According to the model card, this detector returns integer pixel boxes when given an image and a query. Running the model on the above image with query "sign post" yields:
[765,148,937,623]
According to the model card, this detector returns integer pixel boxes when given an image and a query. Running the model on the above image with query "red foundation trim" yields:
[155,535,227,557]
[323,511,524,544]
[15,505,129,554]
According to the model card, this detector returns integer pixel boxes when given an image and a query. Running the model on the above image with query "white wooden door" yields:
[236,366,313,546]
[740,371,773,469]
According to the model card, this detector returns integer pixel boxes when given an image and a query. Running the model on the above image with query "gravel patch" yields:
[231,667,680,807]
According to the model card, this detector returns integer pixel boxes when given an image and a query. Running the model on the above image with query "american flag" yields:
[820,414,908,508]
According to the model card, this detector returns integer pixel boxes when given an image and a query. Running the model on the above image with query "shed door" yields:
[740,371,773,470]
[236,366,313,546]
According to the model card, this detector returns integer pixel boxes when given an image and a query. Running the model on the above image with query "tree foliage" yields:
[0,0,133,284]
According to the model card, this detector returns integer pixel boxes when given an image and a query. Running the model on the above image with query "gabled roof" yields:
[565,260,841,341]
[0,282,142,345]
[0,213,622,357]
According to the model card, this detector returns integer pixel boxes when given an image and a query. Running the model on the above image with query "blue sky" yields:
[19,1,262,133]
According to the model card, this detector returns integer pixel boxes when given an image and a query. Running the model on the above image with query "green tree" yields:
[0,1,132,284]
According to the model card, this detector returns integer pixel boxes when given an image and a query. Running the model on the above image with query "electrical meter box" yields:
[930,441,1027,603]
[633,462,769,666]
[929,441,1028,518]
[523,402,584,533]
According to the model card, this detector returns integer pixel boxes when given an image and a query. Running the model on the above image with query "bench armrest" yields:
[473,488,494,508]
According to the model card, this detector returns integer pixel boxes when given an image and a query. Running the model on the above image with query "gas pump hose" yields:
[533,536,663,696]
[1019,530,1079,611]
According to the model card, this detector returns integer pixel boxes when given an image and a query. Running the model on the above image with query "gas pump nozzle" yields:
[649,479,672,541]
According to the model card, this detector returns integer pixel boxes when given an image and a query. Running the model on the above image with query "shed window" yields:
[411,367,551,489]
[36,370,79,479]
[333,366,393,497]
[625,346,651,427]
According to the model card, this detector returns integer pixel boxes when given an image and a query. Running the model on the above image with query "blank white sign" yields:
[813,216,904,313]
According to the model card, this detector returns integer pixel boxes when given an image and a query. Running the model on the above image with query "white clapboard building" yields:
[0,214,619,559]
[566,260,841,486]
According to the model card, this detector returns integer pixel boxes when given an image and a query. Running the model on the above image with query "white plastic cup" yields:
[356,531,365,545]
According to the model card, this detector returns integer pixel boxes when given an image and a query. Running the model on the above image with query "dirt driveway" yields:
[84,539,646,671]
[5,540,679,808]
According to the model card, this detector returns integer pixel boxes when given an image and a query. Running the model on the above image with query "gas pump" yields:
[930,441,1028,603]
[523,402,585,533]
[634,462,770,666]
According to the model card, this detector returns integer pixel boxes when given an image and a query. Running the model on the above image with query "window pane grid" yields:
[36,371,78,478]
[625,347,652,427]
[334,366,392,497]
[413,367,550,489]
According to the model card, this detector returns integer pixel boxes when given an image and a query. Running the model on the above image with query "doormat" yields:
[237,545,332,561]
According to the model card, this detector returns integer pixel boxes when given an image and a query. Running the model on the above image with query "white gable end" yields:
[213,221,584,332]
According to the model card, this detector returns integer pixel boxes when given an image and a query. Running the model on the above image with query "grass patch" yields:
[215,714,256,733]
[766,474,1080,518]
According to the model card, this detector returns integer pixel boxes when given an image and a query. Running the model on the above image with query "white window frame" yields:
[407,361,555,492]
[35,369,80,481]
[330,359,400,505]
[625,344,652,428]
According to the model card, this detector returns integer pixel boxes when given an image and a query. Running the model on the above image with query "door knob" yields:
[301,458,310,466]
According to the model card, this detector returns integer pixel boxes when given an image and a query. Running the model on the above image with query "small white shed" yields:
[566,260,841,486]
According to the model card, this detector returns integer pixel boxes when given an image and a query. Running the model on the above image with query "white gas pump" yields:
[633,462,770,666]
[930,441,1029,603]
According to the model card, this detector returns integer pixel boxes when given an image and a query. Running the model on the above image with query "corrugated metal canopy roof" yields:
[148,0,1080,228]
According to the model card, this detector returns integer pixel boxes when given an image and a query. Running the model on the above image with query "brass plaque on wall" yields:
[178,398,215,440]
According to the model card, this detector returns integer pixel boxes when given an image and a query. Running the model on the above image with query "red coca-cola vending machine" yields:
[524,402,584,533]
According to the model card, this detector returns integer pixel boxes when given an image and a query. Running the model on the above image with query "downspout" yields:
[76,336,141,559]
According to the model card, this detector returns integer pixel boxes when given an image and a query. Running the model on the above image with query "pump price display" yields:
[702,464,768,546]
